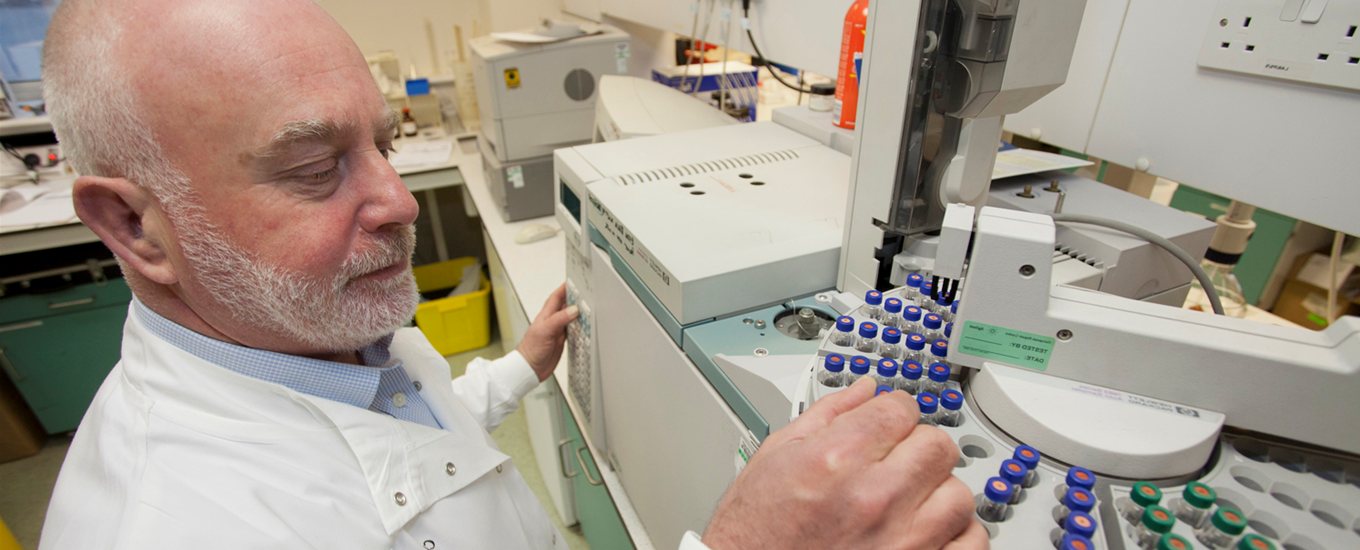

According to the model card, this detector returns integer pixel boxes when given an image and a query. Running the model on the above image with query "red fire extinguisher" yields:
[833,0,869,129]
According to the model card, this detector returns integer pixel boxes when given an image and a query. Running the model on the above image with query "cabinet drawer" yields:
[0,279,132,324]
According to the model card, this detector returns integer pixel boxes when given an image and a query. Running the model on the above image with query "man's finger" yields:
[876,424,960,508]
[537,283,568,322]
[895,476,978,549]
[941,514,989,550]
[818,388,921,463]
[544,305,580,331]
[768,377,877,446]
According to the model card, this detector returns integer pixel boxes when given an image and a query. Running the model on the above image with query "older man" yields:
[38,1,983,549]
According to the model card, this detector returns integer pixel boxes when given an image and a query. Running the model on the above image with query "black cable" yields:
[740,2,817,95]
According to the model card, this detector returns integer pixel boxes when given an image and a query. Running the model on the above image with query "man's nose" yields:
[356,150,419,233]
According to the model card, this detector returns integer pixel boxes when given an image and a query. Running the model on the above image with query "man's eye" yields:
[378,145,396,160]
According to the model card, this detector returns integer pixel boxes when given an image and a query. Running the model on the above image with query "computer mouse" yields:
[515,223,560,244]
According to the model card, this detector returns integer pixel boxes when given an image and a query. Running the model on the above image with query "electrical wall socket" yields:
[1198,0,1360,92]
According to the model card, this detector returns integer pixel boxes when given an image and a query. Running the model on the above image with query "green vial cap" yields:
[1131,481,1163,507]
[1182,481,1216,509]
[1157,533,1193,550]
[1237,534,1276,550]
[1210,507,1248,536]
[1142,504,1176,534]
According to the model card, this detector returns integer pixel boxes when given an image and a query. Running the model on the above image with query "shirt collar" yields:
[133,299,397,409]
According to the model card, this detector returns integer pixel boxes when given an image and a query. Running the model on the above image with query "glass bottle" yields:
[938,388,964,427]
[976,477,1014,522]
[817,353,847,389]
[1195,506,1248,549]
[874,358,899,389]
[903,332,927,364]
[831,315,856,347]
[916,392,939,425]
[1123,482,1164,525]
[864,289,884,321]
[879,327,904,360]
[1172,481,1217,529]
[882,297,904,328]
[847,355,872,383]
[898,361,923,394]
[1013,445,1041,487]
[922,362,951,396]
[1135,505,1177,549]
[855,321,879,354]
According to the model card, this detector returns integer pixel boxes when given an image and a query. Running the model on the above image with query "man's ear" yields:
[72,176,179,285]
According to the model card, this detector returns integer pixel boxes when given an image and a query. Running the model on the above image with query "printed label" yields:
[507,165,524,189]
[958,321,1055,371]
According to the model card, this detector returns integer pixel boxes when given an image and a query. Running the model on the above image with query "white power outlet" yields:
[1198,0,1360,92]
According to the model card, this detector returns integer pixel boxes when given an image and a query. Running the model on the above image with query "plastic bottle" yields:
[922,362,951,396]
[899,361,923,393]
[831,315,856,347]
[1013,445,1041,487]
[1124,482,1164,525]
[855,321,879,354]
[882,297,904,328]
[1195,506,1248,549]
[998,459,1028,503]
[1063,511,1099,540]
[903,332,927,363]
[939,388,964,427]
[1056,533,1095,550]
[1236,534,1275,550]
[864,289,884,321]
[1057,486,1097,519]
[874,358,899,389]
[905,273,924,303]
[923,313,945,341]
[818,353,847,389]
[901,306,924,332]
[1158,533,1194,550]
[847,355,872,383]
[1173,481,1217,529]
[976,477,1013,522]
[1135,505,1177,549]
[832,0,870,130]
[879,327,904,360]
[916,392,939,425]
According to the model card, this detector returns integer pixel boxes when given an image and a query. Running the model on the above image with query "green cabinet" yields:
[1169,186,1296,305]
[0,278,131,433]
[559,396,634,550]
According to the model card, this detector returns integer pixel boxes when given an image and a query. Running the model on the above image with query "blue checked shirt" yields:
[134,300,443,429]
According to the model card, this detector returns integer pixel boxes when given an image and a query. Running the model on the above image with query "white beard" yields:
[173,208,419,353]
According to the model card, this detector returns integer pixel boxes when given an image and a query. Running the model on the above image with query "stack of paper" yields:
[0,180,78,231]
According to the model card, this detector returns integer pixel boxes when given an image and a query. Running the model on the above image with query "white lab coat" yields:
[39,303,569,550]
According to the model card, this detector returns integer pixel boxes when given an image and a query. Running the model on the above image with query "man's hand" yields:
[516,283,579,382]
[703,377,987,549]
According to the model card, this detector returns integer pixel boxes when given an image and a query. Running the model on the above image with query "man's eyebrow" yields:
[247,118,350,163]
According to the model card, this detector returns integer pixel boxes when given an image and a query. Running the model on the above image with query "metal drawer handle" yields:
[558,438,579,479]
[0,348,22,382]
[49,297,96,310]
[575,445,603,486]
[0,320,43,334]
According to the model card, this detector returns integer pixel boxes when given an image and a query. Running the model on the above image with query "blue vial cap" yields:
[907,273,923,288]
[923,313,943,330]
[1058,534,1094,550]
[1013,445,1041,469]
[881,327,902,344]
[875,385,894,396]
[983,477,1014,503]
[944,322,954,338]
[858,321,879,338]
[849,356,872,375]
[835,316,855,333]
[823,353,845,372]
[951,300,959,314]
[930,339,949,358]
[1064,511,1098,538]
[1066,466,1096,491]
[901,361,923,380]
[876,358,899,378]
[905,333,926,351]
[935,294,951,307]
[902,306,923,322]
[941,389,964,411]
[928,362,951,382]
[864,290,883,306]
[1063,487,1096,513]
[917,392,939,414]
[999,459,1028,485]
[884,298,903,314]
[922,281,934,294]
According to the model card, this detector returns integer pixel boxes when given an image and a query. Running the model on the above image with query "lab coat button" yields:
[394,492,407,506]
[414,381,423,391]
[446,462,457,476]
[393,392,408,408]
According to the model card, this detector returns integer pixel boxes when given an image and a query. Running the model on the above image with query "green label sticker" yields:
[958,321,1055,371]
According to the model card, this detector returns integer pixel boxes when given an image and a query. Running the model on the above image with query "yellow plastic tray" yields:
[413,257,492,356]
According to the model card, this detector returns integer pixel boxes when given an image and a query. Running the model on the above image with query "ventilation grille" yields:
[614,149,801,186]
[1056,245,1104,269]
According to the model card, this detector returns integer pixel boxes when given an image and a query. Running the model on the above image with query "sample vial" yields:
[831,315,856,347]
[1013,445,1041,487]
[1236,534,1276,550]
[928,339,950,370]
[1057,486,1097,519]
[883,297,904,328]
[1123,482,1164,525]
[1135,505,1177,549]
[905,273,924,303]
[922,362,951,396]
[1194,506,1248,549]
[944,322,954,339]
[916,392,939,425]
[1063,511,1098,540]
[1056,533,1095,550]
[903,332,928,363]
[998,459,1028,502]
[847,355,872,383]
[920,281,935,305]
[864,290,884,321]
[874,358,899,389]
[899,361,924,393]
[817,354,847,389]
[923,313,945,341]
[1157,533,1194,550]
[1172,481,1217,529]
[901,306,924,332]
[1065,466,1097,493]
[880,327,904,360]
[951,300,959,318]
[939,388,964,427]
[933,294,953,319]
[976,477,1014,523]
[855,321,880,354]
[875,385,894,396]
